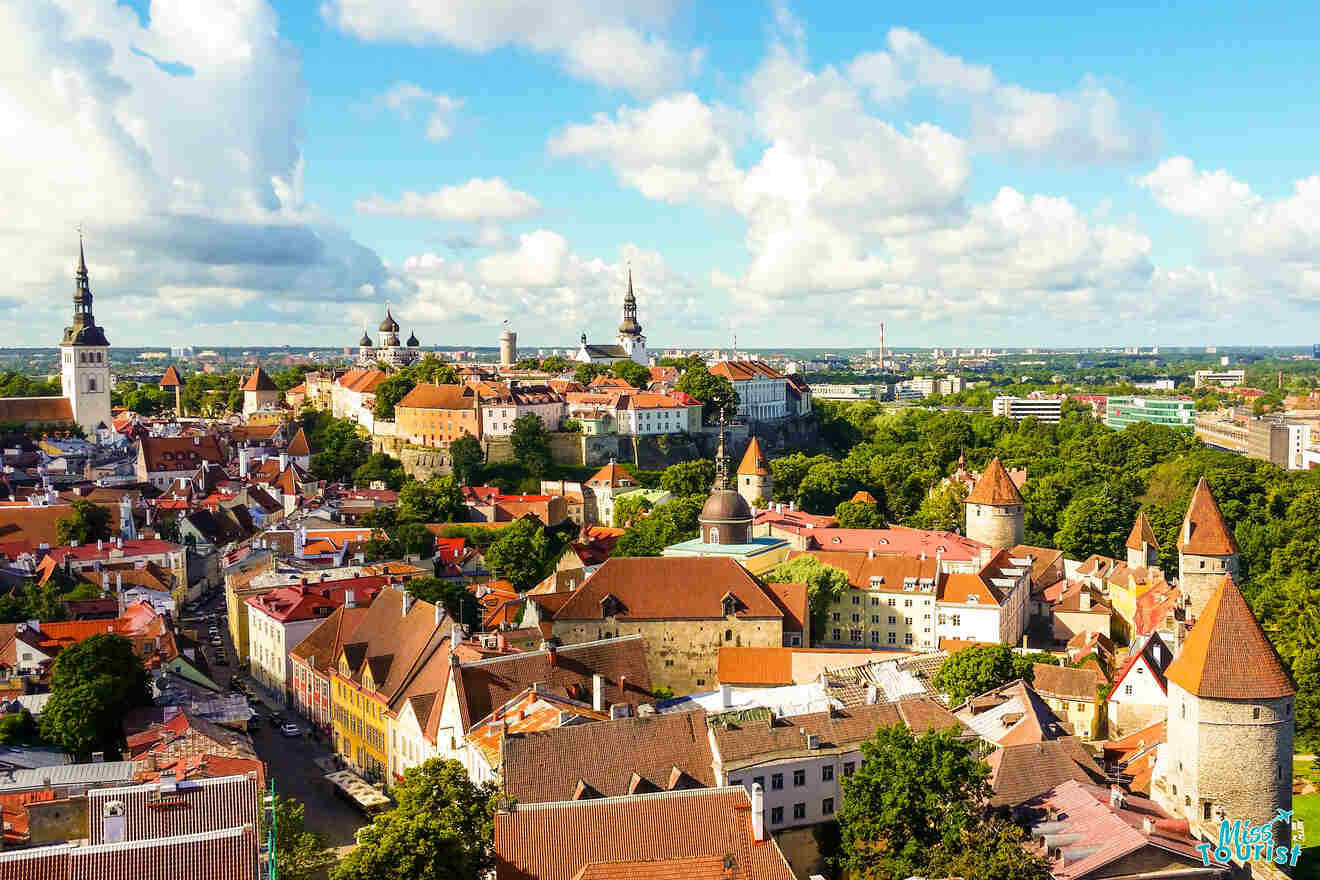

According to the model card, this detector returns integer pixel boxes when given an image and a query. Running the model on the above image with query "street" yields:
[183,587,370,849]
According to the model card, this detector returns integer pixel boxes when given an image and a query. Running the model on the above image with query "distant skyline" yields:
[8,1,1320,348]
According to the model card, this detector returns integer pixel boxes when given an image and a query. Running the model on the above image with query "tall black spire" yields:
[618,268,642,337]
[714,414,730,490]
[62,236,109,347]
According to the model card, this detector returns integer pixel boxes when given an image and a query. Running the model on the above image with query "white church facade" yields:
[575,271,650,366]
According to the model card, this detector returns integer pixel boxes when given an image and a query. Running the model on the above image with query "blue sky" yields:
[7,0,1320,349]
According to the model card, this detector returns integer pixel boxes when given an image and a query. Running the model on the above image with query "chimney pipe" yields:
[592,674,605,712]
[865,684,877,705]
[720,683,733,709]
[751,783,765,841]
[1080,589,1091,612]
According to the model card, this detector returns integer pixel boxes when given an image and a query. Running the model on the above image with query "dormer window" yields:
[722,594,739,616]
[868,576,884,588]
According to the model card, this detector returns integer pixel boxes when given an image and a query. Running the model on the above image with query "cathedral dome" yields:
[359,331,373,347]
[378,309,400,333]
[406,331,420,347]
[700,489,752,525]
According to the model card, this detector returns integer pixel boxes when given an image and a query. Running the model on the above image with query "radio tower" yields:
[878,322,886,371]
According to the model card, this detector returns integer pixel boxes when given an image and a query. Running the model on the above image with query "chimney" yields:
[279,452,289,471]
[1021,634,1029,649]
[345,589,356,609]
[400,587,412,616]
[592,674,605,712]
[547,643,558,666]
[720,683,733,709]
[867,548,875,560]
[97,539,104,551]
[1143,817,1154,835]
[1080,589,1091,612]
[751,782,765,841]
[1109,784,1123,810]
[865,684,878,705]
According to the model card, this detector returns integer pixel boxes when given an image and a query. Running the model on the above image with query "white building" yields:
[992,395,1063,423]
[1193,369,1245,388]
[1106,633,1172,736]
[616,393,695,435]
[710,361,790,421]
[934,551,1032,648]
[479,386,565,438]
[246,585,348,705]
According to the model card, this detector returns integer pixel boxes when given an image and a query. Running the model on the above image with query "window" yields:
[832,612,841,622]
[904,617,913,625]
[904,599,912,607]
[753,775,764,790]
[851,613,861,623]
[793,769,806,786]
[851,595,860,605]
[822,765,834,781]
[938,614,947,625]
[850,629,862,642]
[870,632,879,645]
[771,806,784,825]
[725,629,733,642]
[696,679,705,686]
[823,797,835,816]
[1124,684,1133,696]
[1253,707,1261,719]
[904,633,913,645]
[870,597,879,606]
[951,614,960,626]
[843,761,855,777]
[771,773,784,790]
[870,615,880,624]
[832,628,841,641]
[887,632,896,644]
[888,615,896,625]
[887,598,896,607]
[792,802,806,820]
[1181,703,1186,718]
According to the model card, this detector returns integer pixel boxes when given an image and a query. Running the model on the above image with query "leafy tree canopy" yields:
[56,499,112,547]
[764,555,850,643]
[40,634,151,760]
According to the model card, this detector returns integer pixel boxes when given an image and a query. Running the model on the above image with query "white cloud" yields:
[1,0,392,344]
[377,81,463,140]
[1139,156,1260,221]
[355,179,541,223]
[322,0,695,96]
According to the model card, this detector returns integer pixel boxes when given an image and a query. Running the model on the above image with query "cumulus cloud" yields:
[377,81,463,140]
[322,0,698,96]
[355,179,541,223]
[3,0,391,343]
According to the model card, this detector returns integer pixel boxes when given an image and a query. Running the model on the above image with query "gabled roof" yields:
[736,438,770,476]
[240,366,277,392]
[1031,663,1099,702]
[1108,633,1173,701]
[0,397,74,423]
[336,368,388,394]
[964,457,1025,506]
[1126,510,1160,551]
[397,382,472,409]
[708,360,786,381]
[1165,575,1294,699]
[1177,477,1238,555]
[501,711,717,804]
[585,461,632,488]
[140,435,225,473]
[553,558,787,622]
[158,366,183,387]
[286,427,310,456]
[493,787,795,880]
[986,735,1107,807]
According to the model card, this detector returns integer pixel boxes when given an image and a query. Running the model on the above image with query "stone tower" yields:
[1177,477,1239,620]
[963,457,1024,551]
[1161,575,1295,851]
[60,237,112,435]
[616,270,648,366]
[735,436,772,508]
[499,328,517,365]
[1126,510,1161,569]
[241,366,279,416]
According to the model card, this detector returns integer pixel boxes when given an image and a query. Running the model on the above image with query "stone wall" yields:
[965,503,1023,551]
[550,616,784,694]
[27,796,89,845]
[1178,552,1240,619]
[400,446,453,481]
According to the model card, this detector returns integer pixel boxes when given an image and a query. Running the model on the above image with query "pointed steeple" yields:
[1126,510,1160,552]
[964,457,1024,506]
[78,233,88,278]
[1178,477,1238,556]
[62,235,108,347]
[714,417,730,490]
[1165,575,1294,699]
[736,436,770,477]
[618,267,642,337]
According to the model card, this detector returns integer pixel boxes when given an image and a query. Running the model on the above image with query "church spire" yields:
[714,415,730,490]
[62,235,108,347]
[618,266,642,337]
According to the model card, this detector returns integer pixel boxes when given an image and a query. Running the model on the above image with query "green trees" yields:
[612,494,653,528]
[40,634,151,760]
[838,725,998,880]
[909,483,965,533]
[353,452,406,490]
[1053,488,1137,560]
[269,795,335,880]
[483,518,551,591]
[932,645,1056,706]
[449,434,485,486]
[406,576,482,630]
[302,412,372,483]
[372,374,417,420]
[510,414,553,477]
[332,759,502,880]
[659,459,715,498]
[398,476,465,524]
[764,555,849,642]
[611,496,703,557]
[833,499,886,529]
[539,355,573,374]
[674,362,739,424]
[574,363,609,386]
[0,709,39,745]
[56,499,112,546]
[610,359,652,389]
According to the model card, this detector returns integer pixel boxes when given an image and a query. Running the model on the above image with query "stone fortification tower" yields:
[1126,510,1161,569]
[1177,477,1239,619]
[962,457,1024,551]
[735,437,772,508]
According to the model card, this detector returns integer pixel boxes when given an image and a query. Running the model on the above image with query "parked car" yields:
[279,722,301,738]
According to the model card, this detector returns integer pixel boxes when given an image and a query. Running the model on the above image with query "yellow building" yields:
[332,659,391,780]
[224,555,277,663]
[1031,663,1103,741]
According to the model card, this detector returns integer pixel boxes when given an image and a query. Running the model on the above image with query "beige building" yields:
[1030,662,1103,741]
[548,556,787,694]
[241,366,280,416]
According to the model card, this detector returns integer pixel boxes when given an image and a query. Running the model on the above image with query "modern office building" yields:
[1106,396,1196,431]
[1193,369,1246,388]
[992,395,1062,423]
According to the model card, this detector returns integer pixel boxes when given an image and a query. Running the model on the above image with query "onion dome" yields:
[700,489,753,526]
[359,330,373,347]
[407,331,420,347]
[378,308,400,333]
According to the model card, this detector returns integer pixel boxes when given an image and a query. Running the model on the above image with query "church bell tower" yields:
[60,237,112,435]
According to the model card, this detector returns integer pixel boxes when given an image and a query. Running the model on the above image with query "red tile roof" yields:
[736,438,769,476]
[964,457,1025,506]
[1126,510,1159,551]
[140,436,225,473]
[0,396,74,424]
[246,582,381,623]
[286,427,310,456]
[1164,575,1293,699]
[397,382,472,409]
[1177,477,1238,555]
[708,361,786,381]
[493,787,795,880]
[158,366,183,387]
[553,557,786,622]
[802,525,984,561]
[239,366,277,392]
[86,773,261,843]
[718,647,795,686]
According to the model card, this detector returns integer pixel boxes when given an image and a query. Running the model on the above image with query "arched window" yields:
[709,528,719,543]
[725,629,733,642]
